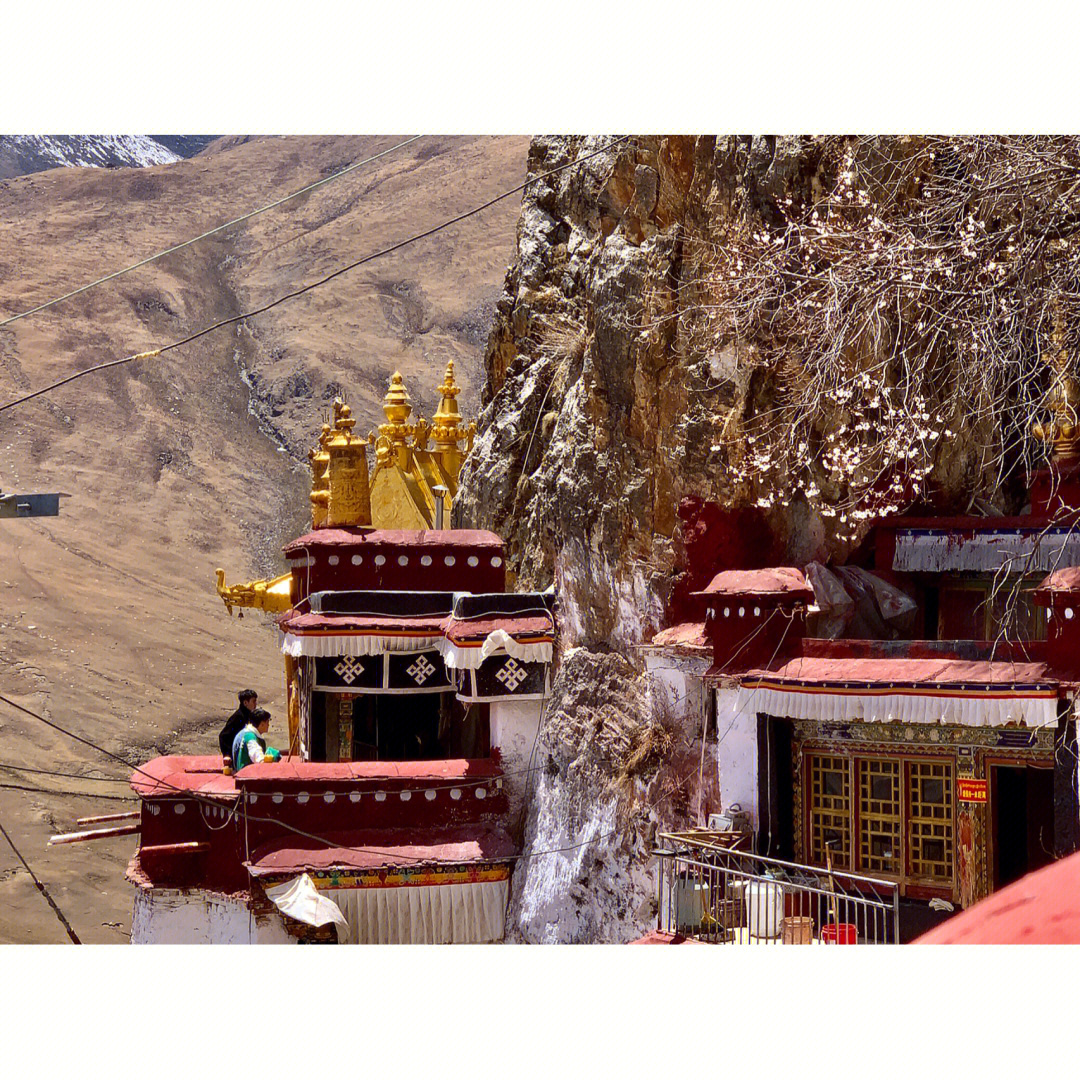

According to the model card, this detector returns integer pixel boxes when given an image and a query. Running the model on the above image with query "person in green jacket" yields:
[232,708,282,771]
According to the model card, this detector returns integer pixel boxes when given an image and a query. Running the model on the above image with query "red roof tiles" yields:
[696,566,814,602]
[916,850,1080,943]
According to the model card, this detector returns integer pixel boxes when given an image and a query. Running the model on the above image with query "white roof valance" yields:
[439,629,553,670]
[281,633,443,658]
[893,528,1080,575]
[735,683,1059,729]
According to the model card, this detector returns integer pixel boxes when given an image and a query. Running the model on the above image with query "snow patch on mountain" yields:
[0,135,180,179]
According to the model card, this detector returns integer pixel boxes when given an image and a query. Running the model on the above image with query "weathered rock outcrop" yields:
[457,136,793,939]
[460,135,989,940]
[464,135,1069,940]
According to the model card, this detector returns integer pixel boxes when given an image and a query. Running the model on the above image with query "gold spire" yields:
[381,371,413,436]
[430,360,475,474]
[432,360,464,447]
[308,420,332,528]
[1033,302,1080,463]
[324,398,372,528]
[377,371,419,470]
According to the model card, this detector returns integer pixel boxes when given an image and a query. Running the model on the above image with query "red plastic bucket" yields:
[821,922,858,945]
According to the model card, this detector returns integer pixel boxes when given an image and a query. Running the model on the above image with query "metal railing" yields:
[655,832,900,945]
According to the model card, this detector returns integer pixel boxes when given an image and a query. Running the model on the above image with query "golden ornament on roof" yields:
[1032,302,1080,464]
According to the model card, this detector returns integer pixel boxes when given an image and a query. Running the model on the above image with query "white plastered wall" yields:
[131,888,296,944]
[643,650,710,722]
[490,699,543,822]
[715,685,760,831]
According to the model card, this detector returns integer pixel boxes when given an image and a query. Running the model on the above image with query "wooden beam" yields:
[48,823,140,846]
[137,842,210,856]
[75,811,140,826]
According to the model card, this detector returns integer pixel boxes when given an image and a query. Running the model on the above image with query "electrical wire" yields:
[0,782,135,801]
[0,687,674,870]
[0,762,128,783]
[0,812,81,943]
[0,137,631,417]
[0,135,426,329]
[0,691,562,867]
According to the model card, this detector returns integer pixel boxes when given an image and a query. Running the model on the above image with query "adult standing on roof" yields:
[218,689,258,759]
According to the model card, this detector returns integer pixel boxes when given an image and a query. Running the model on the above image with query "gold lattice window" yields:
[908,760,954,883]
[858,758,902,874]
[808,754,850,869]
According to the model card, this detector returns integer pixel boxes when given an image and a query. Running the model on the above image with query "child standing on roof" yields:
[232,708,282,771]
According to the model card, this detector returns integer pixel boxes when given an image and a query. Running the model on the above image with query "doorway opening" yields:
[992,764,1054,891]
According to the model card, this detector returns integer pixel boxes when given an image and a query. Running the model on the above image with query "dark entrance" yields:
[991,764,1054,890]
[311,691,489,762]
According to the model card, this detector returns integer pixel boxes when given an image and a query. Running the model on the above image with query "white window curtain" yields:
[331,879,509,944]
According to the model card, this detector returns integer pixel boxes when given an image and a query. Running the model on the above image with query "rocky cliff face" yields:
[455,135,904,941]
[458,137,831,642]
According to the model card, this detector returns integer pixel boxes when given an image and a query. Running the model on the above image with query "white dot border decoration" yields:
[351,554,363,566]
[398,555,409,566]
[328,555,339,566]
[467,556,479,567]
[374,555,386,567]
[445,555,456,566]
[421,555,432,567]
[491,556,503,567]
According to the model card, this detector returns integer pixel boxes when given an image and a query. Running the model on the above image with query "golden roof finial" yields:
[432,360,464,448]
[315,397,371,528]
[308,421,333,528]
[1033,298,1080,463]
[381,372,413,433]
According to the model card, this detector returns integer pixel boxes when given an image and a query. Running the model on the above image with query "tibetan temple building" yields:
[647,383,1080,941]
[124,367,554,943]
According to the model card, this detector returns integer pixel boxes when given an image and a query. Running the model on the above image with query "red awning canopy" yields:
[443,614,553,647]
[730,654,1055,690]
[710,655,1060,728]
[278,611,447,636]
[245,825,517,878]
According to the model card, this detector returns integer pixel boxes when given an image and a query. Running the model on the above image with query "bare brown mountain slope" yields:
[0,134,529,942]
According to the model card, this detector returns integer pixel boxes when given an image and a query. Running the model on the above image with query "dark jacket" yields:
[218,706,253,758]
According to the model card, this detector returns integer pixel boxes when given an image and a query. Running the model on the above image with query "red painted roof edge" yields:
[695,566,814,600]
[284,528,503,555]
[916,850,1080,943]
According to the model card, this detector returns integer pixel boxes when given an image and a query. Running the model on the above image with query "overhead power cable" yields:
[0,813,81,943]
[0,762,128,783]
[0,679,666,870]
[0,136,631,417]
[0,782,135,801]
[0,134,426,330]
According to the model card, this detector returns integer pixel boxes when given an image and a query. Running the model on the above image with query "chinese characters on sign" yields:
[957,778,988,803]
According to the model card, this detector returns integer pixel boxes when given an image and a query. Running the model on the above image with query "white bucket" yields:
[743,878,785,939]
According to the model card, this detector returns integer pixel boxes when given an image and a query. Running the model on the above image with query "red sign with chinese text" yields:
[957,778,988,803]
